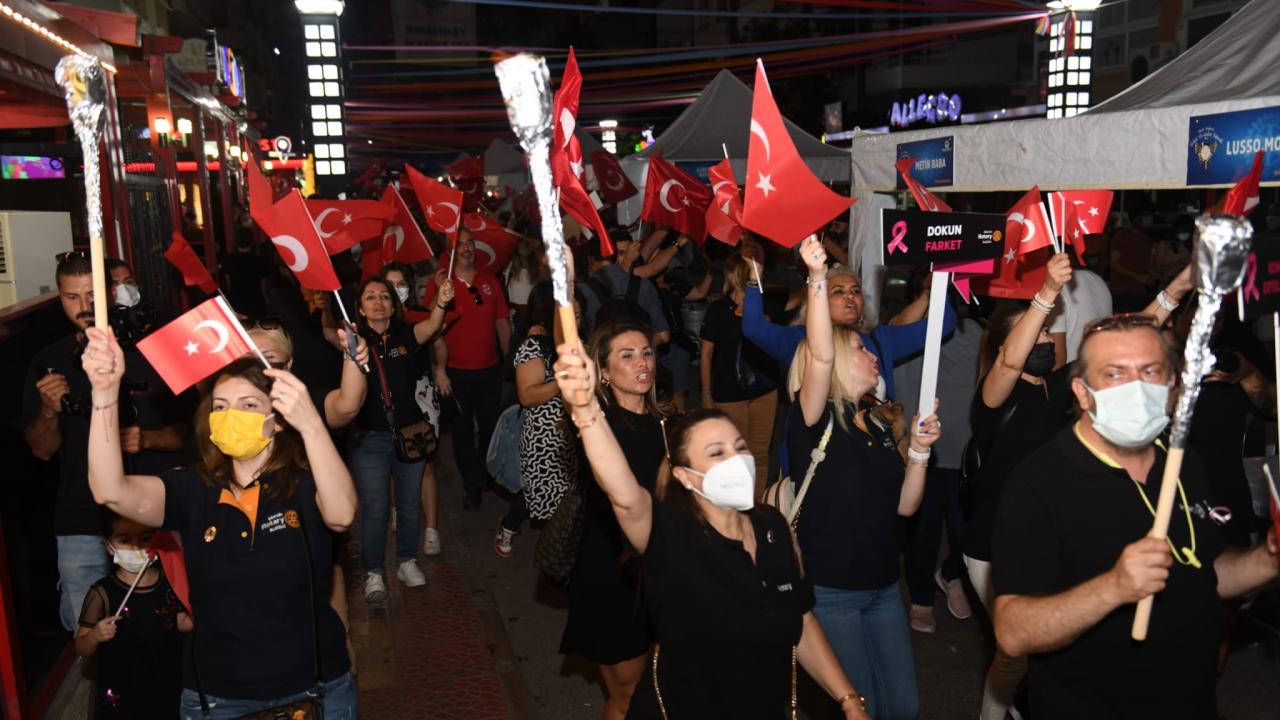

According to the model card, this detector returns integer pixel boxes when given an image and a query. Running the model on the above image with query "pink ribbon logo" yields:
[888,220,909,255]
[1244,252,1261,303]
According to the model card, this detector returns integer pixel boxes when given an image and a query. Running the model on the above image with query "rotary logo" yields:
[992,230,1003,244]
[1191,126,1222,170]
[284,510,300,529]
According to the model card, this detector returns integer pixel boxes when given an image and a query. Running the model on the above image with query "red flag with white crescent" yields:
[460,211,521,274]
[641,152,713,243]
[163,232,218,294]
[1007,187,1055,257]
[551,48,612,254]
[381,185,433,263]
[306,198,396,254]
[404,165,464,241]
[445,154,485,198]
[590,150,638,205]
[258,191,342,291]
[705,159,744,246]
[971,191,1056,300]
[247,157,273,213]
[895,158,953,213]
[136,296,256,393]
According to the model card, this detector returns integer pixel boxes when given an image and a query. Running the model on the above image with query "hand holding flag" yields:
[136,296,265,393]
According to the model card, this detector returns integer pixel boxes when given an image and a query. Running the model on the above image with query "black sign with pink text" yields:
[880,208,1004,266]
[1243,236,1280,318]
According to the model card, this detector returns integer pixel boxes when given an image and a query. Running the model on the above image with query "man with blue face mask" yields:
[989,313,1279,719]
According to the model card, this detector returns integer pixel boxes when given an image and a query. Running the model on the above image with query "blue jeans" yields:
[351,431,425,573]
[813,584,919,720]
[180,671,357,719]
[56,534,110,631]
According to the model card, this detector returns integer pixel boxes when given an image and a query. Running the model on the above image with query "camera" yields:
[108,302,156,348]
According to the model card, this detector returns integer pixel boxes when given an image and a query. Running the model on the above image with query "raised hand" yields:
[909,399,943,452]
[799,235,827,276]
[264,368,323,436]
[1042,252,1073,295]
[553,342,596,410]
[81,326,125,394]
[336,328,369,366]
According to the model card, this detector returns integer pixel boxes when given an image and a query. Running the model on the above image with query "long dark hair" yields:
[589,318,661,417]
[194,356,308,501]
[354,276,403,332]
[656,407,734,524]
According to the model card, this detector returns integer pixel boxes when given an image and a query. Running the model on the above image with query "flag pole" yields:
[113,554,154,617]
[216,295,272,369]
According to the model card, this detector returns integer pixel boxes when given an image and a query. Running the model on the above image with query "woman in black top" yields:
[558,319,664,720]
[786,237,941,720]
[962,252,1073,720]
[554,338,869,720]
[352,275,453,602]
[83,332,359,719]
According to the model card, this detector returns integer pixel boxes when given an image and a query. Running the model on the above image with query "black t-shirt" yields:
[993,427,1224,720]
[786,402,904,590]
[160,466,350,699]
[700,296,780,403]
[964,369,1073,561]
[220,251,270,319]
[627,497,814,720]
[1186,382,1256,547]
[23,334,193,535]
[359,322,424,432]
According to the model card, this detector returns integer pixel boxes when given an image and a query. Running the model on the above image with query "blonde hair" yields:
[787,326,872,432]
[248,326,294,363]
[722,254,751,295]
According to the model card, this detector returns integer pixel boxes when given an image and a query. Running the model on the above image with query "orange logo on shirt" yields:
[284,510,300,529]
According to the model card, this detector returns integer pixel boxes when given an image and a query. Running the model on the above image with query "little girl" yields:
[76,514,192,719]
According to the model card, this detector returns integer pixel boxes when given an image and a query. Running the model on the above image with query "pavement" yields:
[348,430,1280,720]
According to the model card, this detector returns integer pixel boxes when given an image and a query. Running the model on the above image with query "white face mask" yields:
[395,286,411,303]
[114,282,141,308]
[682,454,755,511]
[1085,380,1170,448]
[110,546,151,574]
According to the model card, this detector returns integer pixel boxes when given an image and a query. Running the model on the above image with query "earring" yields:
[601,376,611,387]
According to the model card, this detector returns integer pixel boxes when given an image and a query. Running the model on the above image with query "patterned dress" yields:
[515,334,577,519]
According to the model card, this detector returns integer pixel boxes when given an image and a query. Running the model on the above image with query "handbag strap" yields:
[191,489,326,716]
[786,416,835,527]
[652,643,797,720]
[369,335,398,431]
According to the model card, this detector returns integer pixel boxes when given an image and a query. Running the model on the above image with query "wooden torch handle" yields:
[91,231,109,330]
[1131,446,1186,641]
[556,303,590,407]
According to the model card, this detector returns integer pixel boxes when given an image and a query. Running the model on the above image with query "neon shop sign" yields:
[889,92,963,129]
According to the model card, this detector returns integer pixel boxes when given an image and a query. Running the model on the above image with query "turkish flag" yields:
[552,48,612,254]
[381,185,433,263]
[163,232,218,294]
[1223,151,1264,216]
[257,191,342,291]
[1048,189,1112,262]
[1007,187,1055,257]
[404,165,464,241]
[742,60,853,248]
[247,157,273,212]
[137,296,257,393]
[446,154,485,197]
[361,237,386,278]
[705,159,744,246]
[642,152,713,243]
[895,158,953,213]
[971,242,1050,301]
[307,198,396,255]
[591,150,638,205]
[461,211,521,274]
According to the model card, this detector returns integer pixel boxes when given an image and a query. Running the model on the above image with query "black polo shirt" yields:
[160,466,350,699]
[699,296,781,403]
[993,425,1224,720]
[786,402,904,590]
[626,496,813,720]
[358,322,424,432]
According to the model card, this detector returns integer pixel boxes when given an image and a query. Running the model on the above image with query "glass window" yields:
[304,25,320,40]
[327,121,343,136]
[331,160,346,175]
[323,65,339,80]
[329,143,345,158]
[324,82,340,97]
[317,160,332,175]
[326,104,342,119]
[309,82,324,97]
[305,42,321,57]
[321,42,337,57]
[319,24,335,40]
[311,105,326,120]
[308,65,322,80]
[315,144,330,159]
[313,121,328,137]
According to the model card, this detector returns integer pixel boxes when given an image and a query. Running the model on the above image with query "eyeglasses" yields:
[466,283,484,306]
[1082,312,1160,338]
[55,250,89,264]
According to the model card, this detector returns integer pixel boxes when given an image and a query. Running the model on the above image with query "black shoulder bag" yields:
[193,509,325,719]
[371,339,437,464]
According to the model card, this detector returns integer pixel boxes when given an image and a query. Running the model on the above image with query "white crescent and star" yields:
[711,179,735,195]
[1008,212,1036,245]
[383,224,405,252]
[605,170,626,191]
[559,108,576,149]
[189,319,230,355]
[464,214,488,232]
[312,208,342,239]
[658,179,684,214]
[474,240,497,266]
[427,202,461,233]
[750,119,772,162]
[271,234,310,272]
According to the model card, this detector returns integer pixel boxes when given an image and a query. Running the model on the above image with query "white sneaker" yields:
[396,559,426,587]
[364,572,386,603]
[423,528,442,557]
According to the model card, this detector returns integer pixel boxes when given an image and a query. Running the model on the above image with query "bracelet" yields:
[571,405,601,431]
[1030,293,1054,315]
[806,276,828,292]
[907,447,931,462]
[93,399,118,411]
[835,692,866,710]
[437,302,449,310]
[1156,289,1179,312]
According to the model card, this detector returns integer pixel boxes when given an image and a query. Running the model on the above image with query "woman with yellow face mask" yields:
[82,327,360,719]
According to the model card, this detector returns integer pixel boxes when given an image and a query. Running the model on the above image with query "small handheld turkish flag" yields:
[461,211,521,274]
[1048,189,1113,262]
[895,158,952,213]
[381,185,433,263]
[1223,151,1264,217]
[257,191,342,291]
[742,60,853,248]
[552,48,613,255]
[307,198,395,255]
[705,159,744,246]
[591,150,638,205]
[1007,187,1055,257]
[163,232,218,294]
[137,296,257,393]
[642,152,713,243]
[404,165,464,241]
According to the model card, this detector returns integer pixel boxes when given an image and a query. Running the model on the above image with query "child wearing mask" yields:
[76,514,192,719]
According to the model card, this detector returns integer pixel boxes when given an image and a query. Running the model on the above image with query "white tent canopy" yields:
[848,0,1280,193]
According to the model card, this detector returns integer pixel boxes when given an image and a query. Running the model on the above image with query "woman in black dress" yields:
[553,342,869,720]
[559,318,664,720]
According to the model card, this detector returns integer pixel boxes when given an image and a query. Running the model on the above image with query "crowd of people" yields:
[17,194,1280,719]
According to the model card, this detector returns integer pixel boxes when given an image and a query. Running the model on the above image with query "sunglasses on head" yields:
[246,317,284,331]
[55,250,89,264]
[1083,312,1160,338]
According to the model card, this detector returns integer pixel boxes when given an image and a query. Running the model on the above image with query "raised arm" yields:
[1214,530,1278,599]
[322,328,369,429]
[981,253,1071,409]
[1143,263,1193,326]
[899,401,941,516]
[798,237,833,427]
[82,328,166,527]
[553,342,654,553]
[265,368,357,531]
[632,235,687,279]
[742,279,805,364]
[413,275,455,346]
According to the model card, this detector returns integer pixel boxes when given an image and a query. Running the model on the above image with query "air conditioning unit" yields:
[0,211,72,309]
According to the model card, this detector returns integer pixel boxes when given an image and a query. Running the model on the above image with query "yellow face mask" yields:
[208,409,275,460]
